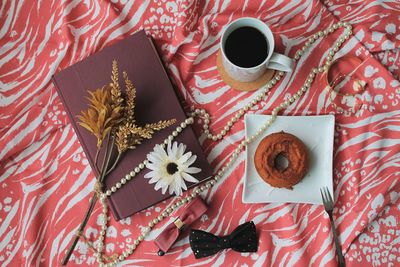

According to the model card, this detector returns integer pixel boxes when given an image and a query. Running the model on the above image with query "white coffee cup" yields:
[220,17,294,82]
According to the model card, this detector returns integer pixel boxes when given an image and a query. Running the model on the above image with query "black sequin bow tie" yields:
[189,221,258,259]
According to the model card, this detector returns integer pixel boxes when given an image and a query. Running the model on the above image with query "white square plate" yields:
[243,114,335,205]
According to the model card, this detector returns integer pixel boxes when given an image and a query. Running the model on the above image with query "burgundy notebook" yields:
[52,30,213,220]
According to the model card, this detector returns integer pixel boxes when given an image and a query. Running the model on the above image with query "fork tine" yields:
[326,187,334,204]
[320,188,326,205]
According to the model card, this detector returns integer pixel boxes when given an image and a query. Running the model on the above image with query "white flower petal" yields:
[174,182,183,196]
[185,167,201,174]
[171,142,179,159]
[148,177,158,184]
[181,172,199,183]
[161,184,168,194]
[168,183,175,195]
[179,177,188,191]
[147,153,163,164]
[183,155,197,167]
[144,170,156,179]
[167,141,173,157]
[178,151,192,164]
[154,181,164,191]
[177,143,186,158]
[154,145,168,159]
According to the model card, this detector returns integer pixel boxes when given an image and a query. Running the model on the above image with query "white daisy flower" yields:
[144,141,201,196]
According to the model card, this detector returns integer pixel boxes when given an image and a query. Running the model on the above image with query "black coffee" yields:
[224,27,269,68]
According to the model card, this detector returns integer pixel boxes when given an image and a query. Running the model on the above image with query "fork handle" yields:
[328,215,345,267]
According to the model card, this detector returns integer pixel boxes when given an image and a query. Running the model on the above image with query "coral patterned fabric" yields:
[1,1,399,267]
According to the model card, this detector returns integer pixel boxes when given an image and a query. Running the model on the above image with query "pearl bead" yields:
[121,178,127,184]
[116,182,121,188]
[180,122,187,128]
[212,136,217,141]
[207,134,212,139]
[185,117,194,124]
[138,235,144,241]
[177,126,182,132]
[134,239,140,245]
[338,21,343,27]
[119,255,125,261]
[153,218,159,224]
[191,192,196,198]
[157,215,163,221]
[168,135,174,141]
[130,171,135,177]
[139,163,145,169]
[134,167,140,173]
[195,109,200,114]
[111,187,116,192]
[172,131,178,137]
[227,121,233,126]
[221,130,227,135]
[148,221,154,227]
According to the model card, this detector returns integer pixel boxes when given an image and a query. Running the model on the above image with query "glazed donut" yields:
[254,131,308,189]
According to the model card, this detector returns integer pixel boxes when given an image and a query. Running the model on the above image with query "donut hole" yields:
[274,153,289,171]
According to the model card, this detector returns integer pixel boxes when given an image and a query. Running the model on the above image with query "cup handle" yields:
[267,52,294,72]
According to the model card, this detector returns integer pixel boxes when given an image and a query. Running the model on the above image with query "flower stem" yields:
[94,149,100,173]
[61,136,114,266]
[105,152,122,176]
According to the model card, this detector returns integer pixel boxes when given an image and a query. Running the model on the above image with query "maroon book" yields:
[52,30,213,220]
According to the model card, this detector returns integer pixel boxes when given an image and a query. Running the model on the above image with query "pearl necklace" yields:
[94,22,352,266]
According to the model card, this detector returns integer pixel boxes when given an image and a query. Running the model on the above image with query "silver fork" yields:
[320,187,345,267]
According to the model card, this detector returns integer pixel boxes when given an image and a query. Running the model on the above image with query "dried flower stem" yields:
[94,149,100,172]
[105,152,122,176]
[62,135,114,266]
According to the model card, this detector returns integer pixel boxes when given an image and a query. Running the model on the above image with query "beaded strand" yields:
[94,21,352,266]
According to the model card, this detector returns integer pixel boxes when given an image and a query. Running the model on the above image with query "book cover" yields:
[52,30,213,220]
